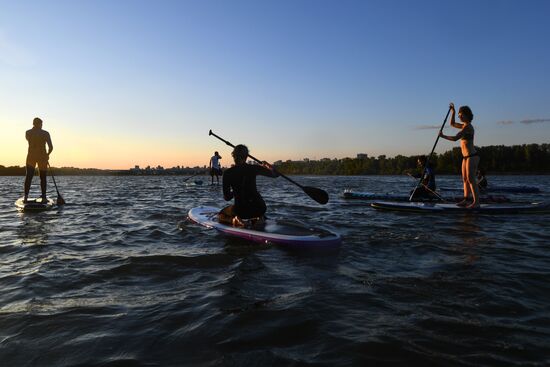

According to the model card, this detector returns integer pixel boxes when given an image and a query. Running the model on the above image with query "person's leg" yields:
[467,156,481,208]
[24,165,35,202]
[218,205,235,224]
[457,159,469,206]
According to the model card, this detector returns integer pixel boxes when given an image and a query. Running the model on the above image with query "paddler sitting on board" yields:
[409,155,437,200]
[24,117,53,203]
[477,169,488,191]
[218,144,279,227]
[439,103,481,208]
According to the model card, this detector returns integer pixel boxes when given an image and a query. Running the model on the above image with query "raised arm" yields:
[439,128,464,142]
[256,162,279,178]
[449,103,464,129]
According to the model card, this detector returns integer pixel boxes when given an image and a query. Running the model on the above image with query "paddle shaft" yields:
[209,130,305,189]
[409,107,451,201]
[182,173,201,182]
[48,163,64,202]
[406,172,448,202]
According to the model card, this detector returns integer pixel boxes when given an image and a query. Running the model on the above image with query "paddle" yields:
[182,173,201,182]
[406,172,447,202]
[48,162,66,205]
[409,107,452,201]
[209,130,329,205]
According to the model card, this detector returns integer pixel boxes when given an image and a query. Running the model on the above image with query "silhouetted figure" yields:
[24,117,53,203]
[209,151,222,185]
[218,145,278,227]
[477,169,488,190]
[439,103,480,208]
[410,155,437,200]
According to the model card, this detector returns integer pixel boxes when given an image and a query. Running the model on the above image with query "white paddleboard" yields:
[188,206,341,247]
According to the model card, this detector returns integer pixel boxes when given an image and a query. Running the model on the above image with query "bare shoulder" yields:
[462,124,474,132]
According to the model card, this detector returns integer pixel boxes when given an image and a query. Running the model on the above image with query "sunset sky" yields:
[1,0,549,169]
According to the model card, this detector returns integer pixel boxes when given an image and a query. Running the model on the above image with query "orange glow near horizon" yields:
[1,121,288,170]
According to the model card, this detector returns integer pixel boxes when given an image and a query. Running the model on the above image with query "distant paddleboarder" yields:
[209,151,223,185]
[24,117,53,203]
[477,169,488,190]
[219,144,278,227]
[439,103,480,208]
[410,155,437,199]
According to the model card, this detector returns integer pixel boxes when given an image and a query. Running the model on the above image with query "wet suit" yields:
[25,127,53,200]
[221,163,278,221]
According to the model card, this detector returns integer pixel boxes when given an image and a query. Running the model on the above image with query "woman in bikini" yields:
[439,103,480,208]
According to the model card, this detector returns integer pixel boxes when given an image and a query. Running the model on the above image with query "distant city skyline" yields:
[2,0,549,169]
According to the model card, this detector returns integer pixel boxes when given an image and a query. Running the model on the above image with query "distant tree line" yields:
[0,166,206,176]
[1,143,548,176]
[273,143,550,175]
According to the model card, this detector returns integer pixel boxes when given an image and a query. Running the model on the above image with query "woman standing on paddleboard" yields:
[439,103,480,208]
[219,144,279,227]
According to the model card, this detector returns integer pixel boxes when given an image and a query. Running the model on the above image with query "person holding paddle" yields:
[477,169,488,191]
[439,103,480,208]
[209,151,223,185]
[23,117,53,203]
[409,155,437,200]
[218,144,279,227]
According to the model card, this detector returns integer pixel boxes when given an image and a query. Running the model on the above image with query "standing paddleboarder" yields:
[219,144,278,227]
[209,151,223,185]
[24,117,53,203]
[439,103,480,208]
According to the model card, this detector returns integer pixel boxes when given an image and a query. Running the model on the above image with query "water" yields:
[1,175,549,366]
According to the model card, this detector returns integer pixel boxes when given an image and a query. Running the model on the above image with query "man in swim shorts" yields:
[209,151,223,185]
[24,117,53,203]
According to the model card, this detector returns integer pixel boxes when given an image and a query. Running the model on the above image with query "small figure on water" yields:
[477,169,488,190]
[410,155,437,200]
[439,103,480,208]
[24,117,53,203]
[209,151,223,185]
[218,144,278,227]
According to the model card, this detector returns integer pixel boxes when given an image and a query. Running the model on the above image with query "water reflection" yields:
[16,212,55,246]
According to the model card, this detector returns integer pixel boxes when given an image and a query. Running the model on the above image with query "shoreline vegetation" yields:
[2,143,549,176]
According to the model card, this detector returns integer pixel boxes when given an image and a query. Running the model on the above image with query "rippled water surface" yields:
[1,175,549,366]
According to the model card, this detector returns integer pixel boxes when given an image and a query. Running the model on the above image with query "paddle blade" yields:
[303,186,329,205]
[57,195,66,205]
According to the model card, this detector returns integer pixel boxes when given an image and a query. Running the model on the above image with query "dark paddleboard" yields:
[15,197,55,212]
[343,191,510,203]
[343,191,410,201]
[188,206,341,247]
[371,201,550,214]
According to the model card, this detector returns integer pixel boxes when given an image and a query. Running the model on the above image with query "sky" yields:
[1,0,549,169]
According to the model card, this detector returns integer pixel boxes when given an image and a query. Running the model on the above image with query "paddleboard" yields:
[15,197,55,212]
[371,201,550,214]
[343,191,510,203]
[440,186,540,194]
[343,191,411,201]
[188,206,341,247]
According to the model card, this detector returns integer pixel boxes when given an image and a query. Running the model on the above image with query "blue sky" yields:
[1,0,549,168]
